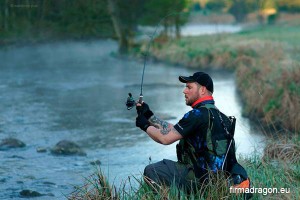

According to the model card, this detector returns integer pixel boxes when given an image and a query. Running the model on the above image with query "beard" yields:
[185,93,199,106]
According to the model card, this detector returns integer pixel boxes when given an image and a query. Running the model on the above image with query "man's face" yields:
[183,82,201,106]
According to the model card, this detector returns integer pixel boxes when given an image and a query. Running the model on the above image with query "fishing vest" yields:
[176,103,251,195]
[176,103,235,174]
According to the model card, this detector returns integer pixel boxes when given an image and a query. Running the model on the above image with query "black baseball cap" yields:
[179,72,214,93]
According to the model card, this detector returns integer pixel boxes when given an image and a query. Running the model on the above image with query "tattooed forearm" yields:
[149,115,168,129]
[149,115,171,135]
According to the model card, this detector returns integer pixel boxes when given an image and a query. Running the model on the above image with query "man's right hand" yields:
[136,102,154,119]
[136,114,150,132]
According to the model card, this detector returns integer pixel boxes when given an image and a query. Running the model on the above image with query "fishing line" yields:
[127,12,185,109]
[140,12,177,97]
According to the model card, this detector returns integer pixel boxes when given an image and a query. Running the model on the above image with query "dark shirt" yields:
[174,97,231,172]
[174,98,214,154]
[174,99,214,138]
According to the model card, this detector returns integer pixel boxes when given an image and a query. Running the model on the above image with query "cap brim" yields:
[179,76,195,83]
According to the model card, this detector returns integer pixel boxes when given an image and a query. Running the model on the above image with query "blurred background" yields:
[1,0,300,48]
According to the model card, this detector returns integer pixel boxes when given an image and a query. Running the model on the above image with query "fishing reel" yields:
[126,93,135,110]
[125,93,143,110]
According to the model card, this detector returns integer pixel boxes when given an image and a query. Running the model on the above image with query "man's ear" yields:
[197,85,203,95]
[200,86,208,95]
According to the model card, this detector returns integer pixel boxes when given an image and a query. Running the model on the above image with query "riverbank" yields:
[132,20,300,134]
[69,135,300,199]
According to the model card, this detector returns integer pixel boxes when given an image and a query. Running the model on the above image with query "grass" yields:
[132,19,300,134]
[68,137,300,199]
[68,152,300,200]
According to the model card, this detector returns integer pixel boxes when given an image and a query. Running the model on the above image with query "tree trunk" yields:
[175,15,181,39]
[229,0,248,23]
[107,0,128,54]
[163,20,168,37]
[4,0,9,31]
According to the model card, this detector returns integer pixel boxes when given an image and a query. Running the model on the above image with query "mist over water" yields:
[0,40,264,199]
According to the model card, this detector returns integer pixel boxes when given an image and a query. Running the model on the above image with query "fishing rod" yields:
[126,12,182,110]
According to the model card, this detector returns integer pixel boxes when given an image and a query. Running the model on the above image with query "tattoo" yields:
[149,115,171,135]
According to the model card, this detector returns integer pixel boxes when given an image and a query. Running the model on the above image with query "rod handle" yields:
[138,95,143,104]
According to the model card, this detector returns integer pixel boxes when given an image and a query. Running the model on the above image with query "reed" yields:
[68,168,117,200]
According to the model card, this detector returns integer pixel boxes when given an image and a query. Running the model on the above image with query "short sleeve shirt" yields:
[174,107,209,138]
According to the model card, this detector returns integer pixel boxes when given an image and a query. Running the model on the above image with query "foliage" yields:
[139,0,189,38]
[227,0,257,23]
[192,0,300,24]
[205,0,227,11]
[192,0,261,23]
[278,0,300,12]
[107,0,146,54]
[0,0,189,48]
[59,0,114,38]
[0,0,114,40]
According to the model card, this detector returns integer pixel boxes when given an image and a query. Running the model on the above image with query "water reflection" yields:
[181,24,242,36]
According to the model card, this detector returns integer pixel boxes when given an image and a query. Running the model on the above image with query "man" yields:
[135,72,250,194]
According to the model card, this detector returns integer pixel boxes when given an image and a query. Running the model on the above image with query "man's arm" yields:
[145,115,183,145]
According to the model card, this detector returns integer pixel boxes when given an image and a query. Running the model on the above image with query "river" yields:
[0,40,265,199]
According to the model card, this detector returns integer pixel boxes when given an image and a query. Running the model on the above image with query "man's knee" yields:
[144,163,155,179]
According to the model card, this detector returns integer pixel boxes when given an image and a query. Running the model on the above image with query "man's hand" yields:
[136,114,150,132]
[136,102,153,119]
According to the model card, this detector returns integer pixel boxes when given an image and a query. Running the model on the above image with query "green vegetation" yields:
[2,0,300,51]
[195,0,300,24]
[68,136,300,199]
[108,0,189,53]
[134,18,300,134]
[0,0,189,53]
[0,0,114,43]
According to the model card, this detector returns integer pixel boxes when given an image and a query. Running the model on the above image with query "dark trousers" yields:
[144,159,199,191]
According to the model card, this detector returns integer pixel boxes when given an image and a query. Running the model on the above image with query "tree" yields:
[140,0,189,39]
[107,0,188,53]
[206,0,226,11]
[107,0,145,54]
[0,0,9,31]
[173,0,188,39]
[107,0,127,53]
[1,0,114,41]
[277,0,300,12]
[228,0,250,23]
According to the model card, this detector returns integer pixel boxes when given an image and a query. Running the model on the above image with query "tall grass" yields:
[235,41,300,132]
[69,135,300,199]
[69,158,299,199]
[68,168,117,200]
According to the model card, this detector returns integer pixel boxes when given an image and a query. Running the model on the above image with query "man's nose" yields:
[183,88,187,94]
